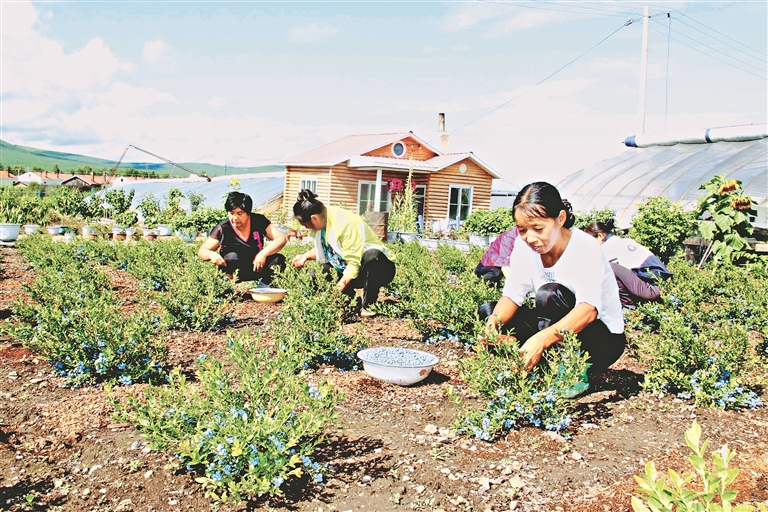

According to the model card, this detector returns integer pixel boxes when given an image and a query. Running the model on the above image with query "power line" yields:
[650,18,766,74]
[678,11,767,58]
[648,24,767,81]
[487,0,631,19]
[673,16,766,62]
[454,20,632,133]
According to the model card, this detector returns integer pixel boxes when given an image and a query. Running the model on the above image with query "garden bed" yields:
[1,244,767,511]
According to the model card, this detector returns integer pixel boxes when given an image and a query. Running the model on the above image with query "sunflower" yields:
[716,180,740,195]
[731,197,753,210]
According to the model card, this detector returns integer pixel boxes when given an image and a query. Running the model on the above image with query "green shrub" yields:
[633,260,766,409]
[9,238,167,387]
[157,257,235,331]
[632,420,766,512]
[629,197,695,263]
[271,264,365,369]
[573,207,616,231]
[463,207,515,236]
[111,330,340,503]
[452,330,590,438]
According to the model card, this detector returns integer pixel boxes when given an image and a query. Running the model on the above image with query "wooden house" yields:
[279,131,499,228]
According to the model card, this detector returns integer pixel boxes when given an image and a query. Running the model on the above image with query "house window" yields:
[300,178,317,194]
[448,185,473,223]
[414,185,426,219]
[358,181,390,214]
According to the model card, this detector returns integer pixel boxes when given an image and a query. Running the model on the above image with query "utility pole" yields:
[638,6,650,134]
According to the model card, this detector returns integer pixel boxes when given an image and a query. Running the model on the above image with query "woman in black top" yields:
[198,192,287,284]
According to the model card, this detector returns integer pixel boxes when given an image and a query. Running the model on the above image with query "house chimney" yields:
[438,113,449,153]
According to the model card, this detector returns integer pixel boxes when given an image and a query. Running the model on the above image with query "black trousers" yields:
[478,283,626,374]
[322,249,396,307]
[221,252,286,284]
[610,263,662,309]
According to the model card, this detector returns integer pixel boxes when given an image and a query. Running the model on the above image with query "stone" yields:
[143,470,154,479]
[424,424,438,435]
[415,485,425,494]
[130,441,141,450]
[571,451,583,461]
[543,431,567,443]
[477,476,491,494]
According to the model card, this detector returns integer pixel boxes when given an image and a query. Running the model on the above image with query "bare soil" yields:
[1,246,767,512]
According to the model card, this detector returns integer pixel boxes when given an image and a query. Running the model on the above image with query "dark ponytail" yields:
[293,189,325,223]
[584,219,615,237]
[513,182,575,228]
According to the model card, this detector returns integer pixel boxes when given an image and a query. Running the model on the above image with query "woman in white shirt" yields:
[481,182,626,378]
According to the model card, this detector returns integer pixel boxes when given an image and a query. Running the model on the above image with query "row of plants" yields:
[0,186,222,236]
[112,242,360,502]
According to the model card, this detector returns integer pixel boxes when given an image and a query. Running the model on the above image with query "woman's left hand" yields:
[519,333,547,371]
[253,251,268,272]
[336,275,352,292]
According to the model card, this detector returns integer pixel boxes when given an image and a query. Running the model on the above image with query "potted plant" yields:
[0,205,24,242]
[463,207,515,246]
[170,214,198,243]
[387,170,419,242]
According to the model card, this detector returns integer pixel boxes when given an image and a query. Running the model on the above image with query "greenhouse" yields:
[105,172,285,213]
[557,125,767,229]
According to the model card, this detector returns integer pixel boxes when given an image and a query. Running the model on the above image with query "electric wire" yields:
[453,21,631,133]
[650,17,766,73]
[677,11,767,58]
[486,0,631,19]
[648,24,767,80]
[673,16,766,62]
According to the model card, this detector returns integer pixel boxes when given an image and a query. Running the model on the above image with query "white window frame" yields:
[299,177,318,194]
[447,184,473,224]
[357,180,391,214]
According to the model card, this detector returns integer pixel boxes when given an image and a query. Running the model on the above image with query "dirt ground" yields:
[1,245,767,512]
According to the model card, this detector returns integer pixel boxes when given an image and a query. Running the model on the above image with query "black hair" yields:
[224,192,253,214]
[584,219,615,238]
[293,189,326,223]
[512,182,575,229]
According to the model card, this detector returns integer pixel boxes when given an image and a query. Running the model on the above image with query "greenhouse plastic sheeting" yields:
[557,138,767,229]
[105,173,285,213]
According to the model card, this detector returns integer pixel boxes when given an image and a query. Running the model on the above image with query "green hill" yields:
[0,140,283,178]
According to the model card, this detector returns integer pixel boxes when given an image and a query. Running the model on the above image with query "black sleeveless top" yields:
[209,213,271,262]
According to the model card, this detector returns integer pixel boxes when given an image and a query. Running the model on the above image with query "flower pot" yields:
[145,234,157,241]
[23,224,40,235]
[157,224,173,236]
[115,233,127,241]
[387,231,400,243]
[86,233,98,240]
[46,225,62,236]
[82,225,96,236]
[125,228,136,238]
[469,234,490,246]
[0,223,22,242]
[142,228,158,238]
[63,232,76,242]
[398,232,420,243]
[112,226,126,235]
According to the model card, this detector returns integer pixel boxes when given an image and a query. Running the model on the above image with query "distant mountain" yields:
[0,140,283,178]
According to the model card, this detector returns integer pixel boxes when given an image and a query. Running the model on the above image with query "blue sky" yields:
[2,1,766,188]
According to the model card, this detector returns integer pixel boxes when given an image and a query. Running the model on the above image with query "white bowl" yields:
[357,347,439,386]
[0,223,22,242]
[249,288,287,303]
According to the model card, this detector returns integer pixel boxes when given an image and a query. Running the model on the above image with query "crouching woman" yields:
[290,189,396,317]
[479,182,626,384]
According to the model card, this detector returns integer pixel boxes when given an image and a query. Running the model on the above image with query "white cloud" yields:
[421,46,439,55]
[443,3,575,34]
[143,39,170,60]
[286,23,338,43]
[207,96,228,109]
[442,3,499,31]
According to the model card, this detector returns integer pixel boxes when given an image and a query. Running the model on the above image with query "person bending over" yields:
[584,220,672,309]
[475,227,519,285]
[478,182,626,391]
[290,189,396,318]
[198,191,287,284]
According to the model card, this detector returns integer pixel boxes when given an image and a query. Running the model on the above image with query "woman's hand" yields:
[210,253,226,267]
[519,332,547,371]
[292,253,308,268]
[336,275,352,292]
[253,251,268,272]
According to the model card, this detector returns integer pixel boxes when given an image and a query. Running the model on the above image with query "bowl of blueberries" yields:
[357,347,439,386]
